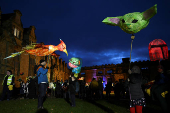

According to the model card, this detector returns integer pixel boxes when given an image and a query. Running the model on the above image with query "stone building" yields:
[80,56,170,88]
[0,8,70,92]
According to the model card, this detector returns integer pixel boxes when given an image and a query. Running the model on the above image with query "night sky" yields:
[1,0,170,67]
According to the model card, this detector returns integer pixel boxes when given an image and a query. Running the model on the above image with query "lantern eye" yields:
[132,19,138,23]
[122,19,125,23]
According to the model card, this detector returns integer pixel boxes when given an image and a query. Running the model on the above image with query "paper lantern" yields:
[49,82,54,89]
[148,39,168,61]
[102,4,157,34]
[102,4,157,69]
[78,77,84,80]
[69,57,82,78]
[4,39,68,59]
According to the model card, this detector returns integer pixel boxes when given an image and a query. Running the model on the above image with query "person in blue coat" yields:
[36,59,49,109]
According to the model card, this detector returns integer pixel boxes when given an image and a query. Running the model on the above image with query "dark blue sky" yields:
[1,0,170,67]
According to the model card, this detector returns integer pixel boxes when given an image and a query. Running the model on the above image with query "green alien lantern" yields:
[102,4,157,34]
[102,4,157,69]
[68,57,82,78]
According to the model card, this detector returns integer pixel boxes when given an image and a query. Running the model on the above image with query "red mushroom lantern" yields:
[148,39,168,61]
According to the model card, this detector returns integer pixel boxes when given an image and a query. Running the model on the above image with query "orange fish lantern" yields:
[4,39,68,59]
[148,39,168,61]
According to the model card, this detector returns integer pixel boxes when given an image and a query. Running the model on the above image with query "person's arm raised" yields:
[38,67,48,75]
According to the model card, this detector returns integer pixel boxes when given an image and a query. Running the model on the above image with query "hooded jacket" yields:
[90,79,99,90]
[36,64,48,84]
[68,77,76,94]
[125,66,144,100]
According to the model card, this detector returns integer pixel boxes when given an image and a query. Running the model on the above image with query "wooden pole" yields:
[129,34,135,70]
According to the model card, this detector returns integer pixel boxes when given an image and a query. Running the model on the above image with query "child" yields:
[20,80,25,99]
[125,66,145,113]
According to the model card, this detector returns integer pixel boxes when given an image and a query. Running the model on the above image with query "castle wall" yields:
[80,59,165,86]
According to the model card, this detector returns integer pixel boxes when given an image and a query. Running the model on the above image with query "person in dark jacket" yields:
[37,59,49,109]
[28,77,36,99]
[0,70,15,101]
[120,80,126,99]
[68,74,76,107]
[98,78,103,99]
[79,79,85,99]
[63,80,68,99]
[124,66,145,113]
[34,76,39,97]
[55,80,62,98]
[114,81,121,99]
[20,80,25,99]
[90,78,98,99]
[150,65,170,113]
[106,79,112,99]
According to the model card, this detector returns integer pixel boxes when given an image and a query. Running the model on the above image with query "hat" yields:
[7,70,12,74]
[40,59,46,64]
[131,65,140,74]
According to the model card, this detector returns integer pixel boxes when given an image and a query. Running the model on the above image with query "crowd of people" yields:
[0,59,170,113]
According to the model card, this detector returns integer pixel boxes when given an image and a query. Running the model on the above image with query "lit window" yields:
[14,28,17,36]
[107,70,112,74]
[14,28,20,38]
[81,72,85,75]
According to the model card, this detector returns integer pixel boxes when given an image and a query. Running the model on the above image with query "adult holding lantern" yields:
[36,59,49,109]
[148,39,170,113]
[125,66,145,113]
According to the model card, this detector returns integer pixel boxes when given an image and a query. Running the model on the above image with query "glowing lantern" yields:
[49,82,54,89]
[78,77,84,80]
[148,39,168,61]
[102,4,157,69]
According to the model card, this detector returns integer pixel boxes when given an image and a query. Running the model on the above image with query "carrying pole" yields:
[129,34,135,70]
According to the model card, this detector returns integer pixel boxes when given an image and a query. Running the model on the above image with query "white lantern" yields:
[49,82,54,89]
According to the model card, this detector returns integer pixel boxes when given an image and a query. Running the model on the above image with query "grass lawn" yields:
[0,97,162,113]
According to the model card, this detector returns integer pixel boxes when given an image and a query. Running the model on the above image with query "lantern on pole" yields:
[102,4,157,69]
[148,39,168,63]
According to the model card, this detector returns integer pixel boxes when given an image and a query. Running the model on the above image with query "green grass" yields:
[0,97,162,113]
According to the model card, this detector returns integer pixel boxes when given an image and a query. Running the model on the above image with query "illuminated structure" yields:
[80,54,170,88]
[148,39,168,61]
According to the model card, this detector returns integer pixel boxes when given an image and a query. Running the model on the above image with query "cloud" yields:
[2,0,169,68]
[58,46,150,67]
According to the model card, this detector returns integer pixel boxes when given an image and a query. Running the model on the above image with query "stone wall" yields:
[80,59,167,85]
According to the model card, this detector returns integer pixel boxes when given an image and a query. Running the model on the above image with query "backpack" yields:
[75,81,79,93]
